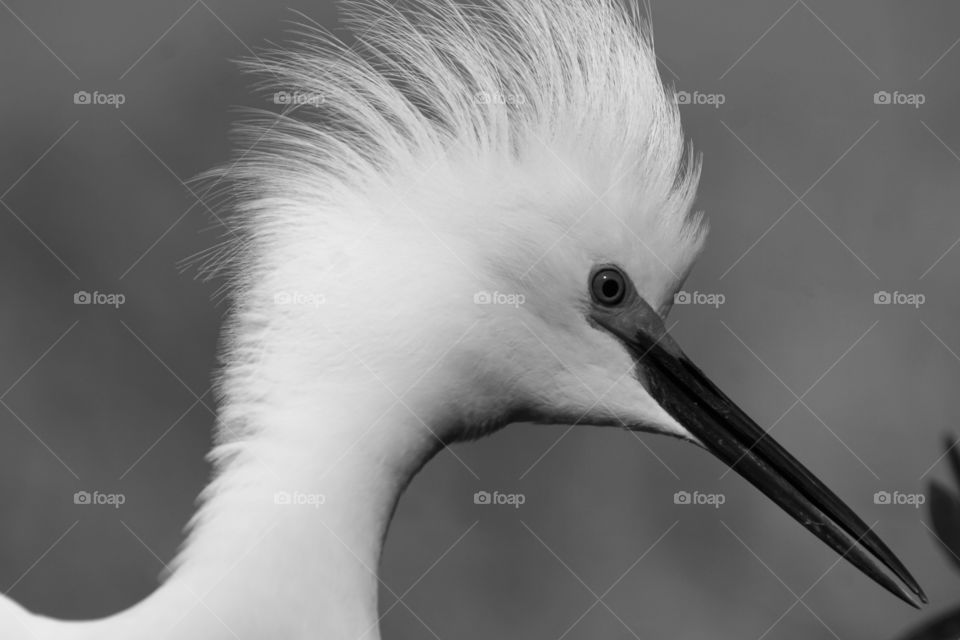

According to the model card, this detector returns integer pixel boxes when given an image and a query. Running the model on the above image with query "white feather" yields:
[195,0,704,291]
[7,2,707,637]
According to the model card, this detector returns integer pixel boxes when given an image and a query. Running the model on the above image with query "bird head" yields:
[202,0,925,609]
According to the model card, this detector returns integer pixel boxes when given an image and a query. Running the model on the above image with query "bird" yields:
[1,0,927,637]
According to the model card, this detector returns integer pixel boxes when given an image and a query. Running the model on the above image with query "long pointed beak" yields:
[593,302,926,607]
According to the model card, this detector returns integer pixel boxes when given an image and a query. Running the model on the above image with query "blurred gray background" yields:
[1,0,959,638]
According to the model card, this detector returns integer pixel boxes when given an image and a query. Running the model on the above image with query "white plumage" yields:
[196,0,703,290]
[1,0,923,637]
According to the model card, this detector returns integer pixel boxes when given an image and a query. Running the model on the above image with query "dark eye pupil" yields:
[601,279,620,299]
[591,267,628,306]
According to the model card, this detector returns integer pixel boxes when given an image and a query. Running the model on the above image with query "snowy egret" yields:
[2,0,925,637]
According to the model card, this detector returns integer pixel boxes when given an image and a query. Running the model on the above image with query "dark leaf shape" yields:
[945,436,960,494]
[896,604,960,640]
[929,481,960,572]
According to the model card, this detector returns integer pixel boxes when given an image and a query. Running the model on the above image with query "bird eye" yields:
[590,266,628,306]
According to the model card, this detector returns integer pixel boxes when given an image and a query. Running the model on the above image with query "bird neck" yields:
[27,348,441,640]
